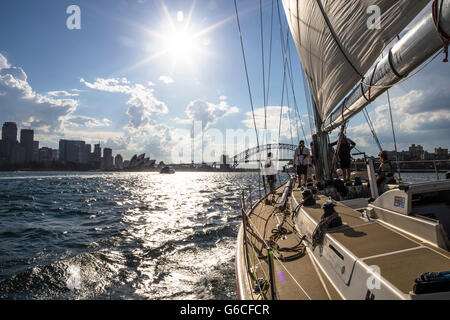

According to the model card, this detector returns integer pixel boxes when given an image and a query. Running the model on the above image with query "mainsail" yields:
[282,0,430,123]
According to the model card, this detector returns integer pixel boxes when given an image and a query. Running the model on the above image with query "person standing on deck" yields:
[263,152,277,203]
[330,135,356,183]
[294,140,311,187]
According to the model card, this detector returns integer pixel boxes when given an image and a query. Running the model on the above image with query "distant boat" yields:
[160,166,175,174]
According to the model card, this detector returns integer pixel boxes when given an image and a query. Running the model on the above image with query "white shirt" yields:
[294,146,310,166]
[262,156,278,176]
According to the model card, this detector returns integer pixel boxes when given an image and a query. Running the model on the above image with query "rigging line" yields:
[282,0,304,142]
[362,108,383,153]
[279,27,295,146]
[292,100,301,141]
[259,0,267,133]
[380,48,402,181]
[293,0,316,135]
[286,37,309,144]
[245,205,312,300]
[301,68,316,135]
[284,0,310,139]
[293,98,302,142]
[276,0,289,146]
[234,0,267,195]
[386,89,402,181]
[293,0,317,135]
[314,0,364,78]
[265,0,275,108]
[257,0,268,190]
[234,0,260,148]
[276,1,300,150]
[285,78,295,146]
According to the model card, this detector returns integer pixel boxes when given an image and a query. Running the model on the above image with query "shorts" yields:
[297,165,308,175]
[340,157,351,169]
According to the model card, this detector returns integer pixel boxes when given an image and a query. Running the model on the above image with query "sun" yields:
[121,3,233,75]
[162,28,199,63]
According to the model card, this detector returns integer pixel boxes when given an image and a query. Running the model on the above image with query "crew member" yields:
[294,140,311,187]
[264,152,277,202]
[377,151,395,193]
[330,134,356,183]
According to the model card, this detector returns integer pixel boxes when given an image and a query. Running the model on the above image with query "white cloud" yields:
[242,106,302,142]
[0,53,77,133]
[185,97,239,131]
[0,54,10,69]
[347,88,450,155]
[80,77,168,129]
[64,115,111,128]
[48,90,79,97]
[158,75,174,84]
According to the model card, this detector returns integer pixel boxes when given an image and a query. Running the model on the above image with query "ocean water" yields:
[0,171,445,300]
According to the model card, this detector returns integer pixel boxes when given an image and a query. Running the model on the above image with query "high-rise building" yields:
[409,144,424,160]
[94,144,101,161]
[20,129,34,163]
[103,148,113,170]
[84,144,91,164]
[1,122,18,161]
[39,147,57,163]
[59,139,86,163]
[11,144,25,164]
[115,154,123,169]
[435,147,449,160]
[32,141,39,162]
[2,122,17,142]
[87,143,102,168]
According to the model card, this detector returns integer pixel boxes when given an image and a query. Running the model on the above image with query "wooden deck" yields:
[238,182,450,299]
[241,185,341,300]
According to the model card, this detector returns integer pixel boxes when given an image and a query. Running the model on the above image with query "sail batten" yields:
[282,0,430,122]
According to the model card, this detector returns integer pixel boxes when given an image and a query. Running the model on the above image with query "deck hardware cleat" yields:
[301,189,316,206]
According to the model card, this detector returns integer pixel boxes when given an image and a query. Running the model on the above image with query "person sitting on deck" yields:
[294,140,311,187]
[376,151,395,193]
[330,134,356,183]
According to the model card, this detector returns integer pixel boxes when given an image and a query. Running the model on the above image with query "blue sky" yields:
[0,0,449,162]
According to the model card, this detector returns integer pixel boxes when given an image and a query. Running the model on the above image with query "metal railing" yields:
[239,174,293,300]
[351,158,450,181]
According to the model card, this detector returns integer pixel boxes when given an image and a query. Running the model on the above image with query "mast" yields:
[311,103,332,182]
[323,1,450,133]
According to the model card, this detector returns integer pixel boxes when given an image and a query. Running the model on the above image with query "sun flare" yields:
[162,28,198,62]
[122,3,232,74]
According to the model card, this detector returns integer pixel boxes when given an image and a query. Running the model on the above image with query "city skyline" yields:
[0,121,121,170]
[1,120,449,171]
[0,1,449,162]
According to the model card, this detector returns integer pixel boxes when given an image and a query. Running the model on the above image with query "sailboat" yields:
[235,0,450,300]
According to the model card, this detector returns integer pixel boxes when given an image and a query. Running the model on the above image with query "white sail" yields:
[282,0,430,122]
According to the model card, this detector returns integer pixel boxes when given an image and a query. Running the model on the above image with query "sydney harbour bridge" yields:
[230,143,296,168]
